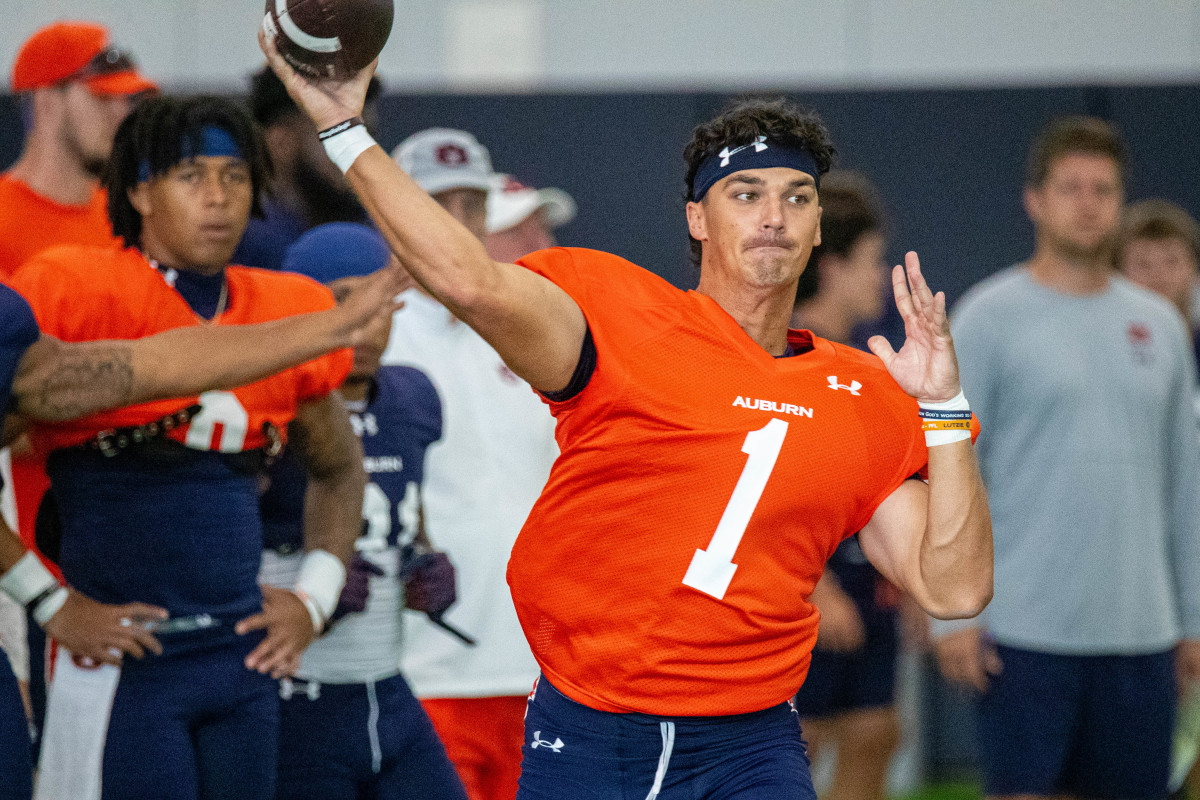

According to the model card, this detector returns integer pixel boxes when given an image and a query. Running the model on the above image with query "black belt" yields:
[81,405,202,458]
[59,404,284,473]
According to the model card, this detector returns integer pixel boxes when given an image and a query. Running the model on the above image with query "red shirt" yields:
[0,175,118,573]
[0,176,116,279]
[507,248,933,716]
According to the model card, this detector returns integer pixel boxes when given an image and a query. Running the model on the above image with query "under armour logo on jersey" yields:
[350,413,379,437]
[719,136,768,167]
[827,376,862,395]
[531,731,564,752]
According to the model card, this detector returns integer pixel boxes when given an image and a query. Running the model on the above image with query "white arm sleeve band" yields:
[322,125,377,174]
[919,390,973,447]
[0,552,68,627]
[293,549,347,632]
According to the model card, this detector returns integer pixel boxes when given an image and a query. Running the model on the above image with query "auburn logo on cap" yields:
[436,144,469,167]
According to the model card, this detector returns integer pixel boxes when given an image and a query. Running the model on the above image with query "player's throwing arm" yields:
[258,31,586,396]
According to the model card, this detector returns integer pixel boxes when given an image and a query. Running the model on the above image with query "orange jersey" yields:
[9,245,351,455]
[507,248,933,716]
[0,176,116,279]
[0,175,118,567]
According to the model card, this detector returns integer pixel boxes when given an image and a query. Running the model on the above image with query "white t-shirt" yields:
[384,290,558,698]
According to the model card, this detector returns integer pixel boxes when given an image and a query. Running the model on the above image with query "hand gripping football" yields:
[262,0,393,80]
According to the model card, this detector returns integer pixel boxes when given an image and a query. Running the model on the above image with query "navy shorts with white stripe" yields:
[519,675,815,800]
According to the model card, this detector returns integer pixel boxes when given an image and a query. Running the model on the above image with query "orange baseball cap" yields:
[11,22,157,96]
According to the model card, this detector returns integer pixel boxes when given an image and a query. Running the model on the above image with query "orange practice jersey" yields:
[9,245,351,456]
[507,248,936,717]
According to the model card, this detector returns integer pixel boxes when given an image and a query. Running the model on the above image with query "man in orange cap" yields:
[0,20,156,766]
[1,21,156,278]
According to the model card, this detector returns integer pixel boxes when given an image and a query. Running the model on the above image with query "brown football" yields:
[262,0,393,80]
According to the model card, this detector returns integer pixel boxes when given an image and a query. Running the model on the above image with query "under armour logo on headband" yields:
[691,137,821,202]
[719,136,768,167]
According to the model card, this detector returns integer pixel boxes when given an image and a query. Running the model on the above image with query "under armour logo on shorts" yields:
[531,731,565,752]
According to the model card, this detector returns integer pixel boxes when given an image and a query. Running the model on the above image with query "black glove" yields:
[330,553,385,623]
[400,551,457,617]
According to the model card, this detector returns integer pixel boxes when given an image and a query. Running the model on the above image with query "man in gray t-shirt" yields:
[933,116,1200,800]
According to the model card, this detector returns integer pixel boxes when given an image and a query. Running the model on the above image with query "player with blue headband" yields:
[9,95,372,799]
[689,135,822,204]
[266,28,995,797]
[260,222,468,800]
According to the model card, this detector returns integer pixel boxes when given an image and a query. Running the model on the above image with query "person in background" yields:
[9,94,365,800]
[935,116,1200,800]
[789,171,912,800]
[0,21,155,278]
[233,67,382,271]
[1115,198,1200,380]
[0,22,156,749]
[0,260,401,800]
[262,30,993,796]
[1115,199,1200,799]
[257,222,469,800]
[387,129,559,800]
[484,174,576,264]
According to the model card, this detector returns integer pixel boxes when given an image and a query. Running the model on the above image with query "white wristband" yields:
[293,549,346,632]
[321,124,376,174]
[918,389,969,412]
[0,552,68,627]
[32,587,69,627]
[0,551,59,606]
[919,390,972,447]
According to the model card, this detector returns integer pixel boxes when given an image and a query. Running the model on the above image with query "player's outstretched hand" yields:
[331,264,408,349]
[933,626,1002,693]
[258,27,377,132]
[237,585,316,679]
[867,251,962,404]
[44,591,166,667]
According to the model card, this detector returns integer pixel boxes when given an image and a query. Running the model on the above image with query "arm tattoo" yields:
[34,344,135,421]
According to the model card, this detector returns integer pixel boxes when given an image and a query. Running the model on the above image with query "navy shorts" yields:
[792,614,898,718]
[100,631,278,800]
[977,644,1175,800]
[275,671,468,800]
[519,676,815,800]
[0,648,32,800]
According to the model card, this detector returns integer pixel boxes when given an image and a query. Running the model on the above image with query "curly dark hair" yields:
[105,95,272,248]
[794,171,886,306]
[683,97,836,267]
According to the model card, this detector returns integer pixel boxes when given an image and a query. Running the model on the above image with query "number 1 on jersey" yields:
[682,418,788,600]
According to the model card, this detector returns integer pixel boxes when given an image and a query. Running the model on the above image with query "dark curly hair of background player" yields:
[105,95,273,249]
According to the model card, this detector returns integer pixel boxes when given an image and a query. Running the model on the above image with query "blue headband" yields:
[138,125,245,182]
[690,137,820,202]
[283,222,392,285]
